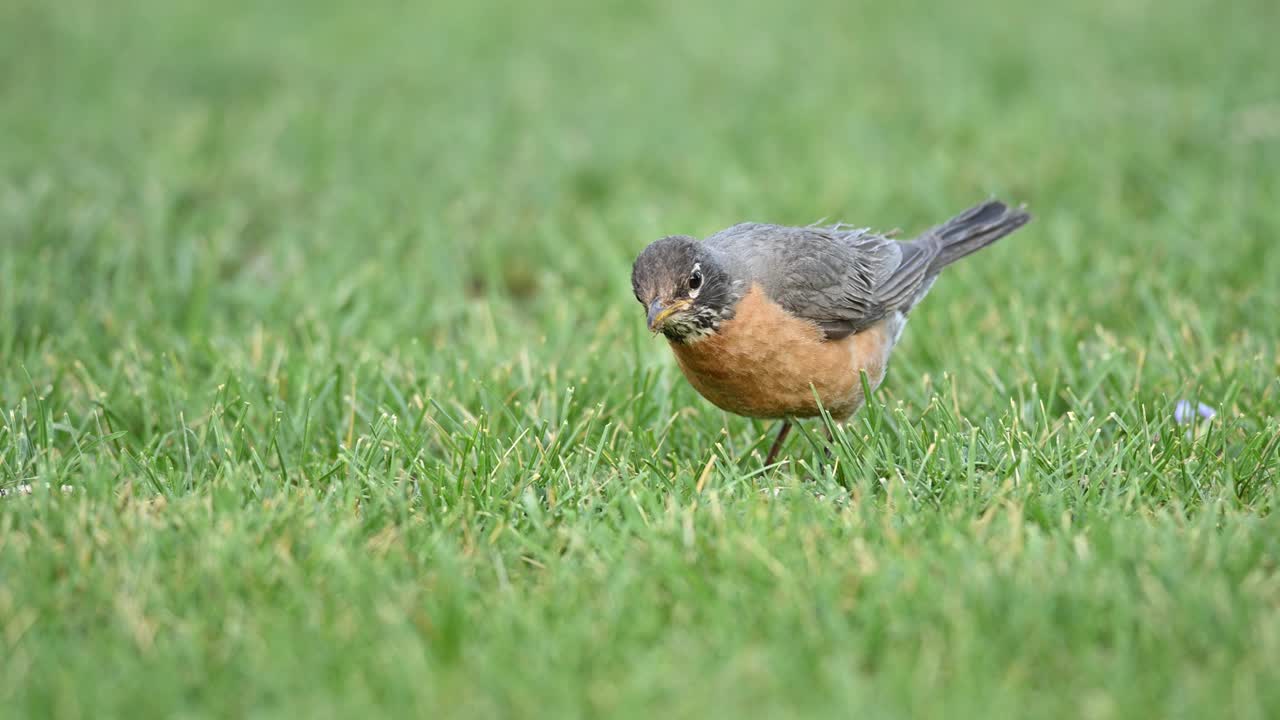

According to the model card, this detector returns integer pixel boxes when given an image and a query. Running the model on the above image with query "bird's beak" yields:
[647,298,690,333]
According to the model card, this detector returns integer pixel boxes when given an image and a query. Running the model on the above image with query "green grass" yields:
[3,0,1280,717]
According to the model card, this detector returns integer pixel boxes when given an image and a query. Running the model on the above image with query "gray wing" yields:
[705,222,935,340]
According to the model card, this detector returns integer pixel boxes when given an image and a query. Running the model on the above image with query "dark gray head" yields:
[631,235,738,343]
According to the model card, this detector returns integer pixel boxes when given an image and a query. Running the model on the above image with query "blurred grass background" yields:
[2,0,1279,718]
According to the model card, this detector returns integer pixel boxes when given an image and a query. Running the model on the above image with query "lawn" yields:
[2,0,1279,717]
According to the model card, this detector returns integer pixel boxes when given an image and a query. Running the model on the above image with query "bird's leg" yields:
[763,421,793,467]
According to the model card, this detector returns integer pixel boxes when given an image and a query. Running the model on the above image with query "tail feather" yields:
[918,200,1031,275]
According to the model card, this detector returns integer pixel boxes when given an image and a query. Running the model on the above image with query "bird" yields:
[631,199,1031,466]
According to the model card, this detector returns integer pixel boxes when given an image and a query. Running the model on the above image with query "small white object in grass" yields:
[1170,399,1217,441]
[1174,400,1217,425]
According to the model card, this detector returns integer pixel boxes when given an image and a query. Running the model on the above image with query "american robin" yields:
[631,199,1031,466]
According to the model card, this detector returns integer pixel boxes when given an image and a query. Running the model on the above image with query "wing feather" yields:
[705,223,936,340]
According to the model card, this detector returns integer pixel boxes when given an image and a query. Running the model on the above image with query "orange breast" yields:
[669,285,896,420]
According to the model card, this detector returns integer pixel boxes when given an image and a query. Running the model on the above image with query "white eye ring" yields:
[688,263,703,298]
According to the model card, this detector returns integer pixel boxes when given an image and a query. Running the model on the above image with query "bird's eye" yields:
[688,269,703,292]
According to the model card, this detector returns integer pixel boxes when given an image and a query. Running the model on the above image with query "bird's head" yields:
[631,236,737,343]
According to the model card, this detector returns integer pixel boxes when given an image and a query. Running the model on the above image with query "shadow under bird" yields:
[631,199,1032,466]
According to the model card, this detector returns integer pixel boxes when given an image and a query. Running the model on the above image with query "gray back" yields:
[705,223,921,339]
